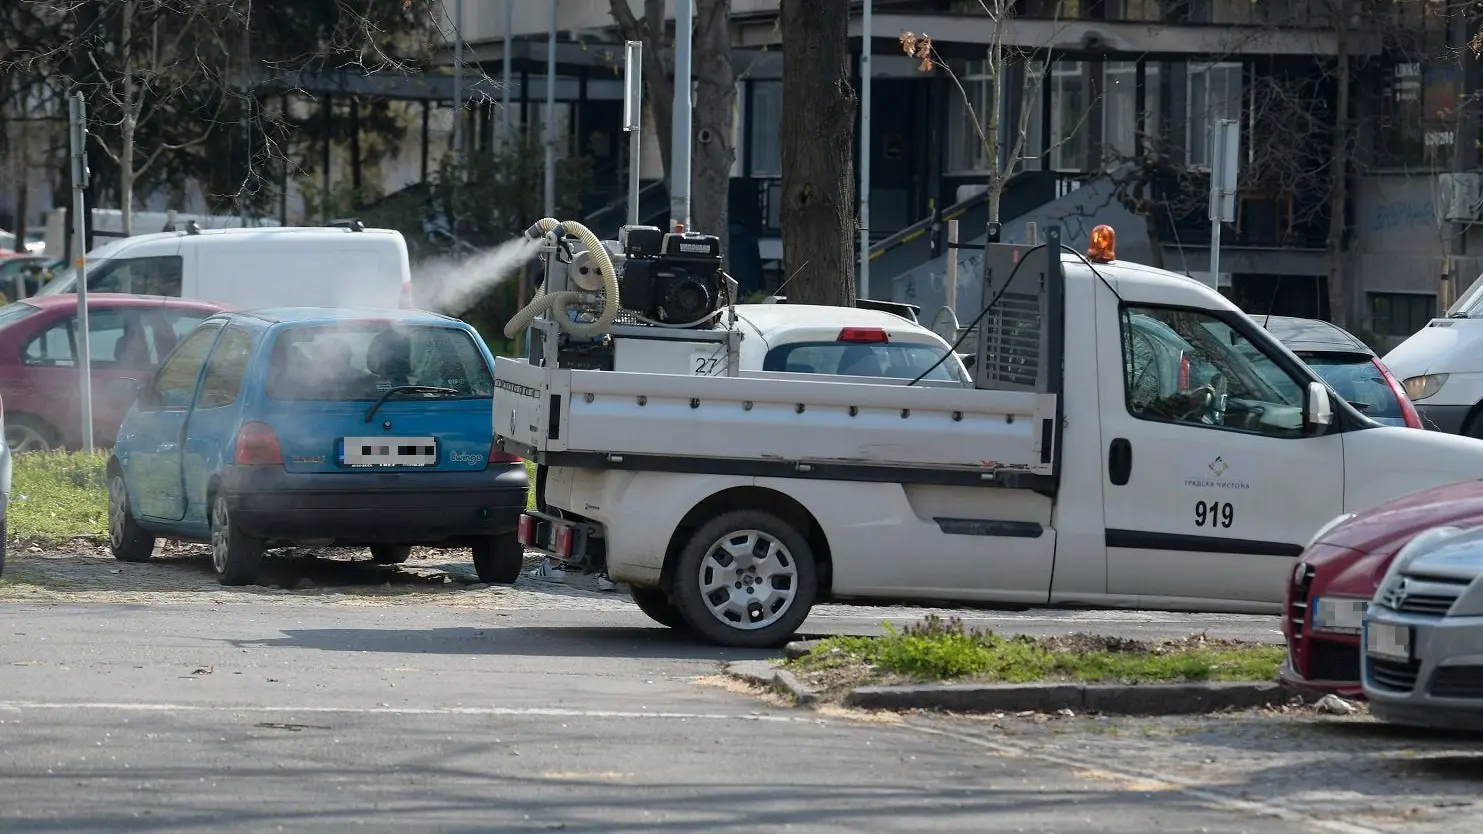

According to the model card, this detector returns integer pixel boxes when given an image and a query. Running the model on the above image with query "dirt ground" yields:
[0,538,624,609]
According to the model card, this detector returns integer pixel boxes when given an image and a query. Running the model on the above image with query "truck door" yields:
[1094,294,1343,606]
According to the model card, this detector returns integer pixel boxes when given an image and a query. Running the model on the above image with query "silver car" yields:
[1362,525,1483,730]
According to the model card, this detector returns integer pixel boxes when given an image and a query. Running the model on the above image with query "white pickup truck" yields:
[496,226,1483,647]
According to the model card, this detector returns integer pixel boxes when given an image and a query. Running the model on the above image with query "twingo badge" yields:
[1182,453,1250,490]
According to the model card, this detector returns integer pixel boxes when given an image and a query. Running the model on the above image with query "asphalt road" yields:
[0,599,1333,833]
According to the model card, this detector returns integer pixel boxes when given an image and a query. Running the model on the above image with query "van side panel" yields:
[195,239,403,308]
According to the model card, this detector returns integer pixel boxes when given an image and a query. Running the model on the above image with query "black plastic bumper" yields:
[221,463,528,545]
[1416,404,1471,434]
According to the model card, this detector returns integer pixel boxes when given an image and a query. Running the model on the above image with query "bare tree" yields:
[900,0,1063,226]
[691,0,734,258]
[779,0,856,306]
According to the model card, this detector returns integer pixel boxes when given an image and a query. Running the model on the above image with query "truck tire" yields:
[210,492,264,586]
[630,586,689,631]
[670,509,817,649]
[108,469,156,563]
[472,532,523,584]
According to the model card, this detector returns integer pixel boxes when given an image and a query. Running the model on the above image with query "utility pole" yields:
[858,0,872,299]
[543,0,557,217]
[671,0,694,230]
[1207,119,1239,293]
[624,41,643,226]
[69,91,95,453]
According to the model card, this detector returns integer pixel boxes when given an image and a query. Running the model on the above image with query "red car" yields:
[0,294,225,452]
[1281,479,1483,698]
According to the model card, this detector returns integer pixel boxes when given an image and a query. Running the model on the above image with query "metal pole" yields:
[945,219,958,315]
[543,0,557,217]
[452,0,464,156]
[1209,219,1222,295]
[671,0,694,230]
[624,41,643,226]
[858,0,872,299]
[68,91,94,453]
[501,0,512,148]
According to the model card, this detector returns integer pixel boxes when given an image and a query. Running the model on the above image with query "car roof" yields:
[732,303,942,339]
[17,293,226,312]
[225,306,460,327]
[1259,315,1373,355]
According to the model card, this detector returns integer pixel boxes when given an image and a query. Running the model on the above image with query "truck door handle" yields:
[1108,438,1132,486]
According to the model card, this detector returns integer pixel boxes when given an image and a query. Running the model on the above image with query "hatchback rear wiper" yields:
[364,385,459,422]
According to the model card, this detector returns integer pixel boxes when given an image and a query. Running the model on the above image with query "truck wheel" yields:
[210,493,264,586]
[630,586,689,631]
[472,532,523,584]
[370,545,412,564]
[108,469,156,563]
[670,509,817,649]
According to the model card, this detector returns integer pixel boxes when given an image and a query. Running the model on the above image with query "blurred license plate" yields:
[1365,621,1412,662]
[341,437,437,467]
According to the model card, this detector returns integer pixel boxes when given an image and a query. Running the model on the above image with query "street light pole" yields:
[68,91,94,453]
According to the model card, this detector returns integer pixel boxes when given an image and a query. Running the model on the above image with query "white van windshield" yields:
[1447,273,1483,318]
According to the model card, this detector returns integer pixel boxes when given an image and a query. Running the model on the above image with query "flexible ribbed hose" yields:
[501,217,620,340]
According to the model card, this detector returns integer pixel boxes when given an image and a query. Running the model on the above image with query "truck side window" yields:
[1121,306,1306,438]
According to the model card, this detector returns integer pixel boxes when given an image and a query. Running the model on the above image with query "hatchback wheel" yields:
[630,586,688,631]
[5,416,55,455]
[210,493,264,586]
[370,544,412,564]
[471,532,523,584]
[108,470,155,562]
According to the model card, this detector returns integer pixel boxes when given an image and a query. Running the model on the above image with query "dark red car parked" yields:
[0,294,225,452]
[1281,479,1483,698]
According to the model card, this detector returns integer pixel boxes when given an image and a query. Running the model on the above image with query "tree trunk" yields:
[120,0,135,237]
[691,0,734,267]
[779,0,857,305]
[1324,20,1351,327]
[609,0,674,181]
[13,131,29,296]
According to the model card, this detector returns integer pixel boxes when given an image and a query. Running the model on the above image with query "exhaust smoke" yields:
[413,235,544,317]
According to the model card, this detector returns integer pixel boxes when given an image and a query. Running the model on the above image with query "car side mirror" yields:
[1304,380,1333,431]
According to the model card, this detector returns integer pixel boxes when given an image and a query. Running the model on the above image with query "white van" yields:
[36,225,413,309]
[1382,279,1483,437]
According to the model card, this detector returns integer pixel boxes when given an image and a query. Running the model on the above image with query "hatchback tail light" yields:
[489,439,523,464]
[234,422,283,465]
[1373,358,1423,429]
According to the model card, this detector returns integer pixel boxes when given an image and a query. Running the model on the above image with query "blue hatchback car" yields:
[107,308,529,586]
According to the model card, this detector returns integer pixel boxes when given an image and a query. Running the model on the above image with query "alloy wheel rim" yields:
[211,498,229,574]
[696,528,798,631]
[107,475,127,547]
[6,424,49,455]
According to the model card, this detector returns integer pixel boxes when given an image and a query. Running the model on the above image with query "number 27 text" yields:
[1194,500,1234,528]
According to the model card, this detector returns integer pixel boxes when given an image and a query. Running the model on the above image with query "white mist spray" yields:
[412,235,544,317]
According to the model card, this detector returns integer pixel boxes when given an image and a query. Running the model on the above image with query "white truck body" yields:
[497,230,1483,646]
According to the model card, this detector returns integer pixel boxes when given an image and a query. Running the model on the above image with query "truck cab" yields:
[497,224,1483,648]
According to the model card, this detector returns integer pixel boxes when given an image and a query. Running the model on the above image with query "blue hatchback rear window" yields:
[266,322,493,401]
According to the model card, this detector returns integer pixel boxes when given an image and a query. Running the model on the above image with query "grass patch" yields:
[788,615,1285,689]
[10,451,109,545]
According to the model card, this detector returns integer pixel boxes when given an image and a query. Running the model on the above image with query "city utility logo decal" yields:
[1183,454,1250,490]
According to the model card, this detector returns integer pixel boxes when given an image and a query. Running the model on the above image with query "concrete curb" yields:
[723,660,819,705]
[843,681,1316,716]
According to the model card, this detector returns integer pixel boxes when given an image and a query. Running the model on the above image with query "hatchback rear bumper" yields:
[221,464,528,545]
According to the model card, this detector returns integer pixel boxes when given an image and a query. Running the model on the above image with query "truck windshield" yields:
[763,342,964,382]
[266,323,494,401]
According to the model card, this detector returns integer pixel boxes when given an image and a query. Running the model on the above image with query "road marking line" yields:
[904,721,1394,834]
[0,701,814,723]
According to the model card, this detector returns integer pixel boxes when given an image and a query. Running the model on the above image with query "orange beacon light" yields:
[1087,224,1117,263]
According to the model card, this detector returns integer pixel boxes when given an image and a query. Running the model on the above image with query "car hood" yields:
[1402,529,1483,582]
[1382,319,1483,379]
[1322,477,1483,552]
